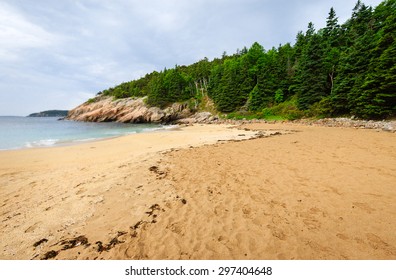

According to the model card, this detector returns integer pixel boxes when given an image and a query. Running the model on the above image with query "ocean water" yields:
[0,116,165,150]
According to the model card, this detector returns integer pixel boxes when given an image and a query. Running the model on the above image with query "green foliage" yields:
[208,58,246,112]
[86,97,97,104]
[262,97,304,120]
[306,98,334,118]
[295,30,328,110]
[274,89,284,104]
[327,0,396,119]
[225,111,266,120]
[247,84,264,111]
[145,67,195,108]
[357,0,396,119]
[92,0,395,120]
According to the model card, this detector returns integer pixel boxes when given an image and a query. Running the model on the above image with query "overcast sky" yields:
[0,0,384,116]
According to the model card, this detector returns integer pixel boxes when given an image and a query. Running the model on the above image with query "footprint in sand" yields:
[167,222,184,235]
[242,206,252,217]
[336,233,349,240]
[352,202,375,214]
[76,188,87,195]
[302,218,321,230]
[25,222,41,233]
[298,207,325,230]
[271,227,286,240]
[366,233,396,255]
[327,186,342,195]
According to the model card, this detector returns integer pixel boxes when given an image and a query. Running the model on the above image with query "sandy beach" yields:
[1,123,395,260]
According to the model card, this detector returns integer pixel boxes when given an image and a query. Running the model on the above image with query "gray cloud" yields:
[0,0,383,115]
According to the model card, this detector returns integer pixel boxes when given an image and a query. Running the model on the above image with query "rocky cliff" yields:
[66,96,194,123]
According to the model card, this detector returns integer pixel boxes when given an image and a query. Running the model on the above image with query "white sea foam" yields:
[25,139,59,148]
[144,124,179,132]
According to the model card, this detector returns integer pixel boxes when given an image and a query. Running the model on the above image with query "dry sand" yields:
[0,123,395,260]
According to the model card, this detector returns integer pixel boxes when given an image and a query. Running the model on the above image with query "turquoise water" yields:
[0,117,165,150]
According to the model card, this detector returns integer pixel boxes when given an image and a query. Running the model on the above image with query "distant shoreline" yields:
[27,110,69,118]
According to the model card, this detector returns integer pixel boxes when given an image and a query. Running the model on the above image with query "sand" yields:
[0,123,395,260]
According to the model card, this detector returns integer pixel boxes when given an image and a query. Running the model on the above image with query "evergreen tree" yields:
[357,0,396,118]
[276,43,295,98]
[252,48,279,110]
[210,58,245,112]
[331,2,376,116]
[320,7,341,111]
[294,23,328,110]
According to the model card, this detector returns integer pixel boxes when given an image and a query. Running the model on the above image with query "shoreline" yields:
[2,116,393,152]
[0,125,179,153]
[176,115,396,132]
[1,123,395,260]
[0,117,174,151]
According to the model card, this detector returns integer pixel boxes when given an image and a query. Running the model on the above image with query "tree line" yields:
[97,0,395,120]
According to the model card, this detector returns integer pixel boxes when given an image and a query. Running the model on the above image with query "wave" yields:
[21,125,176,149]
[25,139,60,148]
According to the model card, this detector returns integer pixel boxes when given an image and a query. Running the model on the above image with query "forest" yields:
[96,0,395,120]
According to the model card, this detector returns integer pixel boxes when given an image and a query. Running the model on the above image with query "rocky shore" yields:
[291,117,396,132]
[66,96,395,132]
[66,96,194,123]
[177,114,396,132]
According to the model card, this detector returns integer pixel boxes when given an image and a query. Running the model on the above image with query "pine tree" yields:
[319,7,342,114]
[331,2,376,116]
[357,0,396,118]
[294,23,328,110]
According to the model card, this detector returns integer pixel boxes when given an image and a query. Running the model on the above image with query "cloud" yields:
[0,2,61,62]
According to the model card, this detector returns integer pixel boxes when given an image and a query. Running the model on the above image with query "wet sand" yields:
[1,123,395,260]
